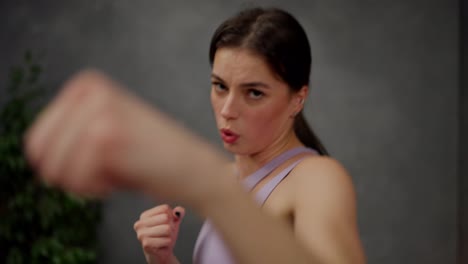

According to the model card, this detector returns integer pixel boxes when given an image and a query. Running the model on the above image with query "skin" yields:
[24,48,366,263]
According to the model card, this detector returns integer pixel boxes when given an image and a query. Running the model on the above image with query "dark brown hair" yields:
[209,7,328,155]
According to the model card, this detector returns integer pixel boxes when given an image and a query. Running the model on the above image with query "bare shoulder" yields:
[289,156,365,263]
[290,155,357,214]
[293,155,354,186]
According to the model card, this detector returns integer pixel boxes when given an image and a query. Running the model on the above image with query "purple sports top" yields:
[193,147,317,264]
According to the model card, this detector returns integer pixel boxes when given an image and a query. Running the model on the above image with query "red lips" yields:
[220,128,239,144]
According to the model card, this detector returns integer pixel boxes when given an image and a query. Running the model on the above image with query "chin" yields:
[222,142,242,153]
[222,142,238,152]
[222,142,258,156]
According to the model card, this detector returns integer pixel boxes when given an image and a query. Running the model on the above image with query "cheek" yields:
[244,105,288,138]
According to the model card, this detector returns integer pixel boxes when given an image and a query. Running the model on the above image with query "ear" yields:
[293,86,308,115]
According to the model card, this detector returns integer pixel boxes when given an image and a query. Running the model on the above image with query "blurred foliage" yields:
[0,51,101,264]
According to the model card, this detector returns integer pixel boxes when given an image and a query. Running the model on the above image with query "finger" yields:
[134,213,170,231]
[140,204,172,219]
[137,224,172,240]
[172,206,186,223]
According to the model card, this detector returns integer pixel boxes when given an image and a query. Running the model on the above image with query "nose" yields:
[220,93,240,120]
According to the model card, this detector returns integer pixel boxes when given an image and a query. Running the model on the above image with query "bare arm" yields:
[187,156,365,264]
[292,157,366,263]
[24,70,365,264]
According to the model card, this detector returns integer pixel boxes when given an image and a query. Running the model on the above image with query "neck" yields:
[234,132,304,180]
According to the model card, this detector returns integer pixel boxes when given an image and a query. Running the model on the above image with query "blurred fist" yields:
[134,204,185,264]
[23,69,228,204]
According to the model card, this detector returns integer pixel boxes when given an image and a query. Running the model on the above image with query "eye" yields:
[212,81,227,92]
[248,89,264,99]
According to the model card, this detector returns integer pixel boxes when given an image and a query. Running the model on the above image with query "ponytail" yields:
[294,112,328,156]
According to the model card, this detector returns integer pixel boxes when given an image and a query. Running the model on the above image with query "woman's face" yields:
[210,48,303,155]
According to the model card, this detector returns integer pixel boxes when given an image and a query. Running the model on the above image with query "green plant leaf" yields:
[1,51,101,264]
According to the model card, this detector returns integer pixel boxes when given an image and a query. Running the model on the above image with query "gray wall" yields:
[0,0,460,263]
[460,0,467,262]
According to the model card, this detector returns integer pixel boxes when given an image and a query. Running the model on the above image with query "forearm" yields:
[195,170,323,264]
[140,141,322,263]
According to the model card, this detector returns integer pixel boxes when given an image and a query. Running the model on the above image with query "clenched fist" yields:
[134,204,185,264]
[24,69,230,208]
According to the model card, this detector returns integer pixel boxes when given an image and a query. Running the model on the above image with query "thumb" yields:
[172,206,186,223]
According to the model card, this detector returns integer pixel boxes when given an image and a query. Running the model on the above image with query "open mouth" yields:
[220,129,239,144]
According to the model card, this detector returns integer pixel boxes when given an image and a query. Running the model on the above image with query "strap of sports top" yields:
[242,147,316,191]
[193,147,316,262]
[255,157,309,205]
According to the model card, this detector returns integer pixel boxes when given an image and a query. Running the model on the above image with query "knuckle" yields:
[141,204,171,219]
[159,204,170,212]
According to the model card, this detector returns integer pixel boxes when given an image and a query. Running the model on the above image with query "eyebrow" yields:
[211,73,271,89]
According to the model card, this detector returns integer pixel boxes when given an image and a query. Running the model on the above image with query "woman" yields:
[24,7,365,264]
[134,7,364,264]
